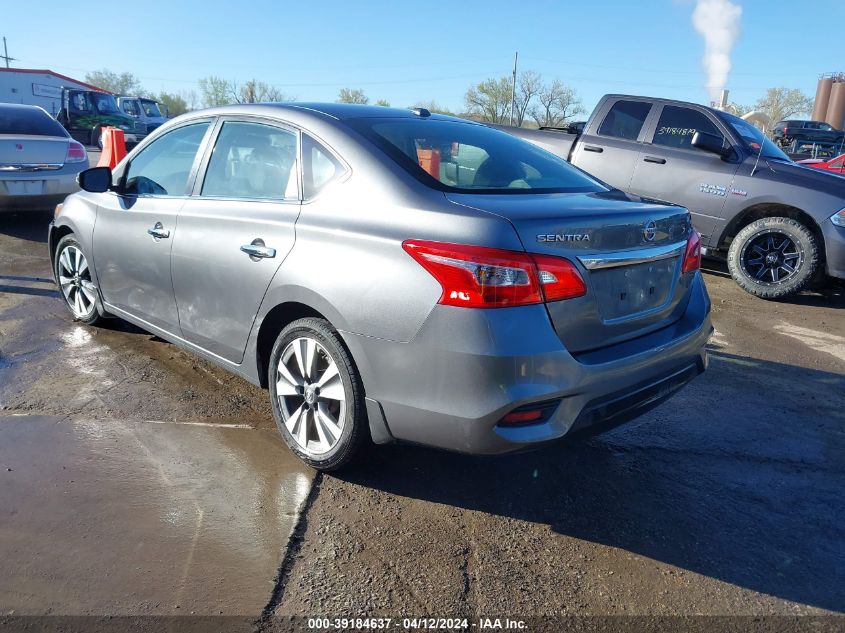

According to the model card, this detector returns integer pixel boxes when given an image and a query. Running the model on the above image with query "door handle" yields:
[583,145,604,153]
[240,239,276,260]
[147,222,170,239]
[644,156,667,164]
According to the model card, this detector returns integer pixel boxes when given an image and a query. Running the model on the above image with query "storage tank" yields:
[813,77,834,121]
[826,81,845,130]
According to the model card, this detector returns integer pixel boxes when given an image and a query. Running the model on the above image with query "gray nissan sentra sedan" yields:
[48,103,712,470]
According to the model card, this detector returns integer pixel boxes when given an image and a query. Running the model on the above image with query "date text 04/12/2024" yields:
[306,617,528,630]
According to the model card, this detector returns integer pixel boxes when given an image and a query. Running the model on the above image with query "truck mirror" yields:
[77,167,112,193]
[691,131,730,159]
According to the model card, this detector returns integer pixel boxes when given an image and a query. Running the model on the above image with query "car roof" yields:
[0,103,48,113]
[180,102,465,124]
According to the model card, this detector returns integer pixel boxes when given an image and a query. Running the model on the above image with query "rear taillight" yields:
[402,240,586,308]
[682,230,702,273]
[65,140,87,164]
[783,127,789,135]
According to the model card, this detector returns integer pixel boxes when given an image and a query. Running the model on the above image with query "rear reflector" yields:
[65,140,87,164]
[499,399,562,427]
[402,240,586,308]
[682,230,702,274]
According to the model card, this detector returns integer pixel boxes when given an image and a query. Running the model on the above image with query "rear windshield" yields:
[0,106,68,137]
[349,118,605,194]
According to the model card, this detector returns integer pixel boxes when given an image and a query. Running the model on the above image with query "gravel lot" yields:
[0,194,843,630]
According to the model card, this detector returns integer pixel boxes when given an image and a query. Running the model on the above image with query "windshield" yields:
[140,100,163,118]
[350,117,605,194]
[718,111,790,161]
[88,92,120,114]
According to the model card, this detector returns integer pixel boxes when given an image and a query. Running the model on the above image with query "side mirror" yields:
[77,167,112,193]
[692,131,731,159]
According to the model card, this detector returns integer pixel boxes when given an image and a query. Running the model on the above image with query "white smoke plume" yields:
[692,0,742,101]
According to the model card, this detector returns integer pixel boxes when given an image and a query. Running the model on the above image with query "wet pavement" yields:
[1,205,844,625]
[0,210,314,619]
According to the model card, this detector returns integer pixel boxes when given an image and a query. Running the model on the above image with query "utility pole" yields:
[1,37,15,68]
[509,51,518,127]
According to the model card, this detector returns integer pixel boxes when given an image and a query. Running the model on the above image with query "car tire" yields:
[54,235,104,325]
[268,317,369,471]
[91,126,104,150]
[727,216,819,300]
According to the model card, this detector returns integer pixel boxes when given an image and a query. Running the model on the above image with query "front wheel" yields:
[727,217,819,300]
[268,317,368,471]
[54,235,104,325]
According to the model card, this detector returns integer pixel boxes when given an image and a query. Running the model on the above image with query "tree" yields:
[84,69,145,95]
[464,76,512,124]
[530,80,585,128]
[198,75,232,107]
[513,70,543,127]
[375,99,391,107]
[337,88,369,104]
[157,92,188,117]
[753,88,813,127]
[182,89,200,111]
[411,100,454,116]
[232,79,291,103]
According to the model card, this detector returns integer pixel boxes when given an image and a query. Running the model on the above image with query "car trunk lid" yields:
[445,190,695,354]
[0,135,69,171]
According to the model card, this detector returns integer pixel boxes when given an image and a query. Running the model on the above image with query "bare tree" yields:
[84,69,145,95]
[530,80,585,128]
[411,100,454,115]
[464,76,512,124]
[198,75,232,107]
[181,89,200,111]
[513,71,543,127]
[753,88,813,126]
[337,88,369,104]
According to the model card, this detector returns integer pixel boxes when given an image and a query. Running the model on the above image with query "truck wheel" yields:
[727,217,818,300]
[91,126,104,150]
[268,317,369,471]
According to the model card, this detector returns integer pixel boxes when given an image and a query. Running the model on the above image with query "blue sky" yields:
[5,0,841,113]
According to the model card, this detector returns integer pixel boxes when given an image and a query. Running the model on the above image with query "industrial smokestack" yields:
[692,0,742,101]
[719,89,730,110]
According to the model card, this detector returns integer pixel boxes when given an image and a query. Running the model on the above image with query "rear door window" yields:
[200,121,299,200]
[123,122,210,196]
[652,106,724,150]
[597,100,652,140]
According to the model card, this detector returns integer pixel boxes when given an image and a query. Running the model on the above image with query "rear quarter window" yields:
[0,107,68,137]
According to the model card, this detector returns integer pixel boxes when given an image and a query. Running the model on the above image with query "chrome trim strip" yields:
[578,240,687,270]
[0,163,63,172]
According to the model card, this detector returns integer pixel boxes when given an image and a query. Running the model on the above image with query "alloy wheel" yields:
[276,336,346,456]
[739,231,803,285]
[57,245,97,318]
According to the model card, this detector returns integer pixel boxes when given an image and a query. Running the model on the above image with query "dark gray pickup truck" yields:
[500,94,845,299]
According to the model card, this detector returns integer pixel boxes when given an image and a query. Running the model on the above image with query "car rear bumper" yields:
[342,272,712,454]
[0,171,80,212]
[822,219,845,280]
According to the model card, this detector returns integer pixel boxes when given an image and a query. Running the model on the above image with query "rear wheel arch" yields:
[256,302,331,389]
[718,203,825,262]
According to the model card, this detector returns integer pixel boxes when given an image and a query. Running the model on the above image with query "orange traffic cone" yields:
[97,127,127,169]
